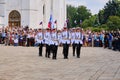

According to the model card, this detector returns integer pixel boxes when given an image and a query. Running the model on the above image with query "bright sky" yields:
[66,0,109,15]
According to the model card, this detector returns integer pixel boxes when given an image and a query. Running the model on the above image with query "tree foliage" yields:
[67,5,77,28]
[107,16,120,30]
[99,0,120,24]
[67,0,120,30]
[67,5,92,28]
[82,15,96,28]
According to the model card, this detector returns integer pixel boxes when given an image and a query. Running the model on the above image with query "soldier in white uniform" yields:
[36,28,44,56]
[51,29,58,59]
[57,30,62,46]
[75,28,83,58]
[71,28,76,56]
[44,28,51,58]
[62,27,70,59]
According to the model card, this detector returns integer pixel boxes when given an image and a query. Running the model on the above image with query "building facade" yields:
[0,0,66,29]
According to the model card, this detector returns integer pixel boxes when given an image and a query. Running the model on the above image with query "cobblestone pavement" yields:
[0,46,120,80]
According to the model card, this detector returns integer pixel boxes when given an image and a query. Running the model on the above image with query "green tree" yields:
[98,10,105,24]
[67,5,77,28]
[107,16,120,30]
[82,15,96,28]
[103,0,120,23]
[76,6,91,26]
[67,5,92,28]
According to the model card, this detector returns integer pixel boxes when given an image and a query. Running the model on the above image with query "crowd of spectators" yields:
[0,26,120,51]
[82,30,120,51]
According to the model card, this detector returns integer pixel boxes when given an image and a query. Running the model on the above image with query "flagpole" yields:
[55,20,57,30]
[42,23,43,30]
[56,23,58,31]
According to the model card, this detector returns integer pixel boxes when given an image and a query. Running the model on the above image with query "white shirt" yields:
[27,34,30,38]
[44,32,51,45]
[62,31,70,44]
[37,32,44,44]
[58,33,62,44]
[75,32,83,44]
[71,32,76,44]
[51,32,58,45]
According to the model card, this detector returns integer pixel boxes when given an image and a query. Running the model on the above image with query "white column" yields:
[20,0,30,27]
[37,0,44,29]
[43,0,51,29]
[53,0,66,30]
[0,0,5,27]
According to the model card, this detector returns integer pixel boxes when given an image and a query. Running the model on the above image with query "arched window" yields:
[9,10,21,27]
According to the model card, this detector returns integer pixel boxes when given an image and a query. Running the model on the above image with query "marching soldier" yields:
[36,28,44,56]
[57,30,62,46]
[75,28,83,58]
[71,28,76,56]
[51,29,58,59]
[62,27,70,59]
[44,28,51,58]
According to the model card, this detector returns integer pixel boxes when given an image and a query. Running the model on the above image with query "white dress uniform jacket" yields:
[44,32,51,45]
[71,32,76,44]
[51,32,58,45]
[75,32,83,44]
[57,32,62,44]
[62,31,70,44]
[37,32,44,44]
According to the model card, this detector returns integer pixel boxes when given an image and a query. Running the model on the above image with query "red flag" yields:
[48,22,51,28]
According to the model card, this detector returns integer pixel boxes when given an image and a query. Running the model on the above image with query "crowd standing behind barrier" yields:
[0,26,120,52]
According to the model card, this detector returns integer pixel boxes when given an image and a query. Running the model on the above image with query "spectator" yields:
[14,33,19,46]
[0,30,2,44]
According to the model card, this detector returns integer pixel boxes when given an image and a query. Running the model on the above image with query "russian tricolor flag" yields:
[48,14,54,29]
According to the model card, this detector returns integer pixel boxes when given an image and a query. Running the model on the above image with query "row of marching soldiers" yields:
[36,27,83,60]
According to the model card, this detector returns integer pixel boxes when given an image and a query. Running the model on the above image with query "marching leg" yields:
[66,44,69,59]
[48,45,51,58]
[76,43,82,58]
[39,43,43,56]
[55,45,58,59]
[72,43,76,56]
[63,44,65,58]
[45,44,48,58]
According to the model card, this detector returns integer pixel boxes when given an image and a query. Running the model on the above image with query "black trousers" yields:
[76,43,82,58]
[63,43,70,59]
[27,38,30,47]
[2,37,5,44]
[39,43,43,56]
[45,44,50,58]
[118,38,120,51]
[52,45,58,59]
[30,38,35,46]
[99,40,103,47]
[113,40,118,51]
[72,43,76,56]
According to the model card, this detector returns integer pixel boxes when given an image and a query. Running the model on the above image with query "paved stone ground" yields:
[0,46,120,80]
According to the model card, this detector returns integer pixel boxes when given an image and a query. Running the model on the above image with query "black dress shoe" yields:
[73,54,75,56]
[52,58,56,60]
[39,55,42,57]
